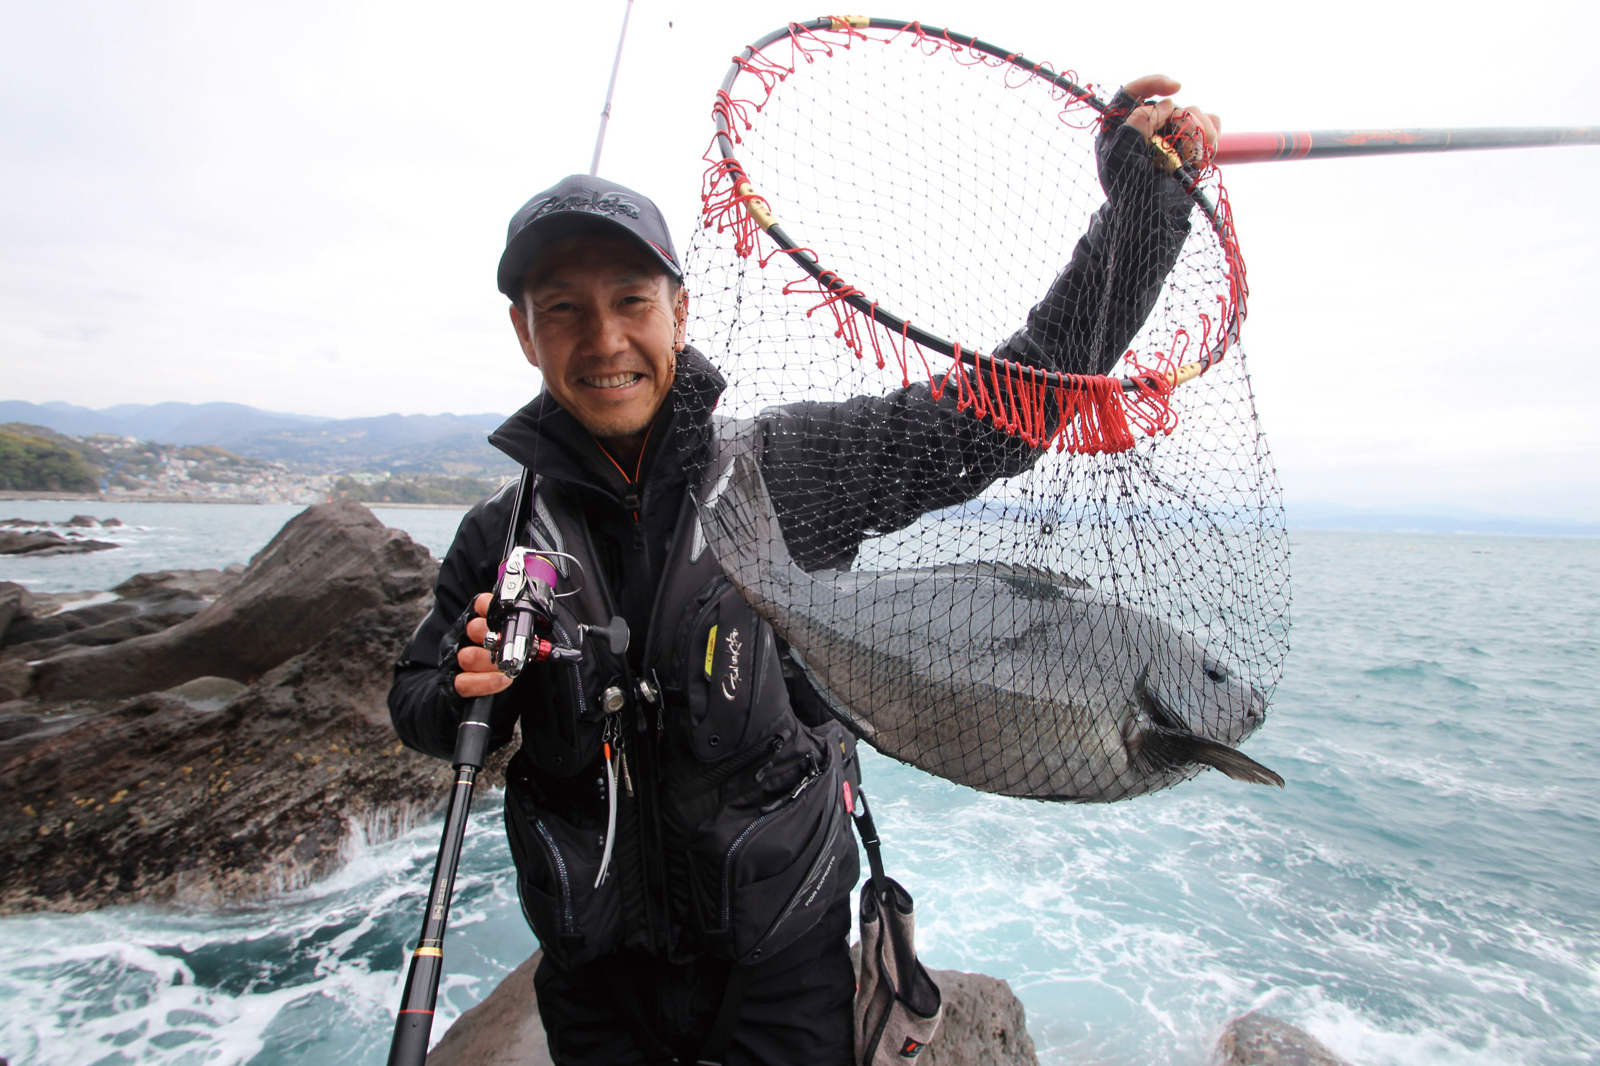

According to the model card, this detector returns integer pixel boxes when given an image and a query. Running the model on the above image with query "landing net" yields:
[680,17,1290,802]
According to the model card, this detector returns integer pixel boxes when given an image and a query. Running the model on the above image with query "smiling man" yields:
[391,77,1217,1066]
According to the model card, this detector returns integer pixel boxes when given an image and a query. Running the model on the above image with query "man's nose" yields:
[578,306,629,355]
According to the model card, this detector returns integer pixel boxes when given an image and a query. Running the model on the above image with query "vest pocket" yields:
[677,580,787,761]
[504,771,622,970]
[687,722,859,963]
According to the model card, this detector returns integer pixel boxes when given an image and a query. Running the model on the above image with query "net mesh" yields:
[680,20,1289,802]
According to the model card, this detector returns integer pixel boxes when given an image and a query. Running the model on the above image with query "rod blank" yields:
[1216,126,1599,165]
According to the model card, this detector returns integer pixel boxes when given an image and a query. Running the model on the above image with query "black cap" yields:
[497,174,682,301]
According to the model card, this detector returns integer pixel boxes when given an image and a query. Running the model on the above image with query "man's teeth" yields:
[584,373,642,389]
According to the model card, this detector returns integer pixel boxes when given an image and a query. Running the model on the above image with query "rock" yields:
[3,588,206,658]
[427,950,553,1066]
[1216,1011,1353,1066]
[0,529,118,557]
[165,675,249,710]
[31,500,437,700]
[0,658,32,702]
[103,518,125,528]
[112,568,241,600]
[918,968,1038,1066]
[0,600,511,914]
[0,582,33,643]
[427,951,1038,1066]
[65,515,100,528]
[4,598,140,647]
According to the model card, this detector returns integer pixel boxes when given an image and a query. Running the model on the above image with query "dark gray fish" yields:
[700,441,1281,803]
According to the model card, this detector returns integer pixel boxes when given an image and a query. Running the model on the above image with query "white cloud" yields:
[1,0,1597,516]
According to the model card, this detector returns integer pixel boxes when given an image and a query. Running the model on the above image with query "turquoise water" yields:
[1,504,1596,1065]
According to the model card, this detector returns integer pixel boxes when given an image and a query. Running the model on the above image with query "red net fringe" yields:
[700,21,1248,457]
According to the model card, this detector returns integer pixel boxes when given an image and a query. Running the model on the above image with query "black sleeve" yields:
[994,94,1196,376]
[761,96,1195,571]
[388,484,522,761]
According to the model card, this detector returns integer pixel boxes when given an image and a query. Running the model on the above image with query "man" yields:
[391,77,1217,1066]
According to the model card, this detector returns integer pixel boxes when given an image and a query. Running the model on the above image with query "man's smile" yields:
[581,372,646,390]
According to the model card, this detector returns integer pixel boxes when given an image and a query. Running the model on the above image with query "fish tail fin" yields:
[1138,728,1285,788]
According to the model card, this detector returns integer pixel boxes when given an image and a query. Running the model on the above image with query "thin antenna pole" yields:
[590,0,635,177]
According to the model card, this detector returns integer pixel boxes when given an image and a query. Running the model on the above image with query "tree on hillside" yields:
[0,427,101,492]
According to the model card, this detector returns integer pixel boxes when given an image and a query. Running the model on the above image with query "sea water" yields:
[1,503,1596,1065]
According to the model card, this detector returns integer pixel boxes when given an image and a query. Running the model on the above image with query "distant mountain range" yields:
[0,401,517,478]
[1286,503,1600,538]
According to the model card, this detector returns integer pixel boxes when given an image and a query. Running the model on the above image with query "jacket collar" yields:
[487,345,726,497]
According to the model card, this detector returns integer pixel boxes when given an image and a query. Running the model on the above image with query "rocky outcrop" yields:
[0,601,505,913]
[0,581,31,644]
[2,586,209,661]
[111,566,241,599]
[31,500,436,700]
[426,951,1038,1066]
[428,951,553,1066]
[0,500,502,915]
[920,969,1038,1066]
[1216,1012,1354,1066]
[0,528,118,556]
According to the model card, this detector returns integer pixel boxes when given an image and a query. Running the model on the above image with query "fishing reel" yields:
[482,547,583,676]
[481,547,631,677]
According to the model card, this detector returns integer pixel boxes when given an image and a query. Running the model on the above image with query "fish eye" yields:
[1203,661,1228,683]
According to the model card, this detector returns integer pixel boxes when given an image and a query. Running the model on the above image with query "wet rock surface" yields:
[920,968,1039,1066]
[1216,1011,1355,1065]
[0,602,478,913]
[0,528,118,557]
[0,582,31,643]
[0,501,501,915]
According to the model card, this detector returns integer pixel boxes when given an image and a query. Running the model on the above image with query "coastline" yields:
[0,493,473,510]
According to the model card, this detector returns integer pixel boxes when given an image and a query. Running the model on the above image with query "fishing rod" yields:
[1215,125,1598,164]
[590,0,635,176]
[387,475,594,1065]
[386,692,496,1066]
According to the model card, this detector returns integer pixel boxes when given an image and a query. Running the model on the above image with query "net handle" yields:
[709,15,1242,396]
[1216,125,1600,164]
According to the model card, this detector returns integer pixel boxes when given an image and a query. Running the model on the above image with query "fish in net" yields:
[677,17,1289,802]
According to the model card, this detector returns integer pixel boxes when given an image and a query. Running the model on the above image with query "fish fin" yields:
[1137,727,1285,788]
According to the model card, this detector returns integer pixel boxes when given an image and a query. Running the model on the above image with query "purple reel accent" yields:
[525,554,561,592]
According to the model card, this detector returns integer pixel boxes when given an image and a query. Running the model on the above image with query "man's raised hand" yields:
[455,592,514,698]
[1121,74,1221,167]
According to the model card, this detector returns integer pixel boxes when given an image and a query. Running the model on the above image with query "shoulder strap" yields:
[850,786,889,898]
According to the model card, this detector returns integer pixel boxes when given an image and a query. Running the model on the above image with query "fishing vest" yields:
[498,465,860,971]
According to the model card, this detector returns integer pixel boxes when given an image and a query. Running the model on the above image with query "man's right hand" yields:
[455,592,514,698]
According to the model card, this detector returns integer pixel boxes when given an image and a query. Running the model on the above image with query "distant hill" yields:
[0,400,330,443]
[0,401,515,477]
[0,424,101,492]
[1288,502,1600,537]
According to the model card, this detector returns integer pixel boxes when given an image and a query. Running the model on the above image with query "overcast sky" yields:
[2,0,1597,519]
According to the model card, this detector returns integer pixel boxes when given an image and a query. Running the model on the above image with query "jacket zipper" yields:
[534,819,576,936]
[551,618,585,719]
[719,757,822,930]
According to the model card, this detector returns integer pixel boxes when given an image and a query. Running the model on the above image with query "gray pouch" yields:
[852,792,942,1063]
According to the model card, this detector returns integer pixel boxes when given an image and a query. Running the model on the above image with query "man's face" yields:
[510,233,686,449]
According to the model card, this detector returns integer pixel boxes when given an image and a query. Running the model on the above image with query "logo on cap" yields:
[527,190,641,223]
